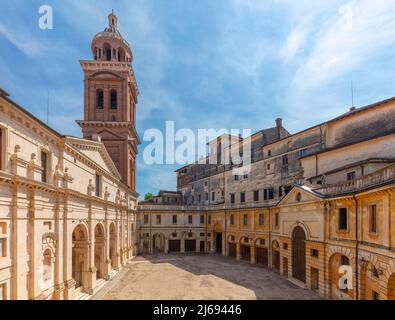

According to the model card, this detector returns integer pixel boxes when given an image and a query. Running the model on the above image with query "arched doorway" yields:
[72,224,89,289]
[255,238,268,268]
[153,233,165,253]
[109,223,117,269]
[185,232,197,253]
[215,233,222,254]
[228,235,237,258]
[387,273,395,300]
[94,224,105,279]
[240,237,251,261]
[292,226,306,283]
[272,240,280,272]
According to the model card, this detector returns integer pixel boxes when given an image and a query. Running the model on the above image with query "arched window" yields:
[106,48,111,61]
[43,249,52,281]
[110,90,117,109]
[96,89,104,109]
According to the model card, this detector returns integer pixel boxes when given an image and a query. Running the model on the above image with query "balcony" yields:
[315,164,395,196]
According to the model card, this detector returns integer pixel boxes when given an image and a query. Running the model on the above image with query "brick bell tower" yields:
[77,11,140,191]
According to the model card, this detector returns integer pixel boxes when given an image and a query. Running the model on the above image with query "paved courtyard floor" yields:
[92,254,321,300]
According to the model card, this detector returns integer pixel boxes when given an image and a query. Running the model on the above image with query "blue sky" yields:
[1,0,395,198]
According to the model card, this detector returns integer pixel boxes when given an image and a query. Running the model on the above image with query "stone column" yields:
[181,237,185,254]
[250,245,256,265]
[104,208,111,280]
[54,194,64,300]
[86,203,96,295]
[164,237,169,254]
[236,242,241,260]
[62,194,75,300]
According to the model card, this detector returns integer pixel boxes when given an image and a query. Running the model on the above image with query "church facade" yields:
[0,12,139,300]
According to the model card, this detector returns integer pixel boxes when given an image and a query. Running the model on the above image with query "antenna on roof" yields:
[46,90,50,125]
[350,80,355,110]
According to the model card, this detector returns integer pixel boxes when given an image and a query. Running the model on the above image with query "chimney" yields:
[276,118,283,140]
[275,118,283,128]
[350,107,356,111]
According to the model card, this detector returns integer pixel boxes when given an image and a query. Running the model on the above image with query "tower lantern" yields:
[77,12,140,191]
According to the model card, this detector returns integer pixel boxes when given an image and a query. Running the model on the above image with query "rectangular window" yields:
[234,175,239,181]
[156,215,161,225]
[275,213,279,227]
[264,188,274,201]
[369,205,377,233]
[338,208,348,230]
[347,171,356,181]
[95,174,101,197]
[41,151,48,183]
[311,249,319,258]
[208,216,211,224]
[278,187,283,198]
[243,172,248,179]
[143,215,149,225]
[191,196,194,204]
[240,192,245,203]
[205,193,209,201]
[282,155,288,165]
[230,214,235,225]
[200,215,205,224]
[259,214,264,226]
[172,215,177,224]
[254,190,259,202]
[243,214,248,225]
[188,215,193,224]
[268,150,271,157]
[0,238,5,257]
[198,194,201,203]
[211,192,215,201]
[267,164,271,170]
[230,193,235,204]
[283,243,288,250]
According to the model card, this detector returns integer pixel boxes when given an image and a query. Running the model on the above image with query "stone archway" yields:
[328,253,353,300]
[109,223,117,269]
[72,224,89,290]
[387,273,395,300]
[292,226,306,283]
[240,236,251,261]
[153,233,165,253]
[94,223,106,279]
[255,238,268,268]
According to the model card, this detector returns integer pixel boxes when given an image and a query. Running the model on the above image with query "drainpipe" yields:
[353,193,359,300]
[268,207,272,267]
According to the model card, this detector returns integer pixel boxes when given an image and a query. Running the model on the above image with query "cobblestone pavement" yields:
[92,254,321,300]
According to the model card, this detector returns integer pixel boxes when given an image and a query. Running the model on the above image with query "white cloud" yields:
[293,0,395,88]
[0,24,43,58]
[280,22,312,61]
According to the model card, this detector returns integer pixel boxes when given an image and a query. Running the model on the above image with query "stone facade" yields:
[0,12,139,300]
[139,97,395,300]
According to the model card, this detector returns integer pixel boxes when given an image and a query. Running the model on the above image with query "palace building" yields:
[139,97,395,300]
[0,12,139,300]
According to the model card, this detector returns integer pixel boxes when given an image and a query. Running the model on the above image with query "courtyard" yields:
[92,254,321,300]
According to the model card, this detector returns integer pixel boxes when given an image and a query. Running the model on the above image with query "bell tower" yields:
[77,11,139,191]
